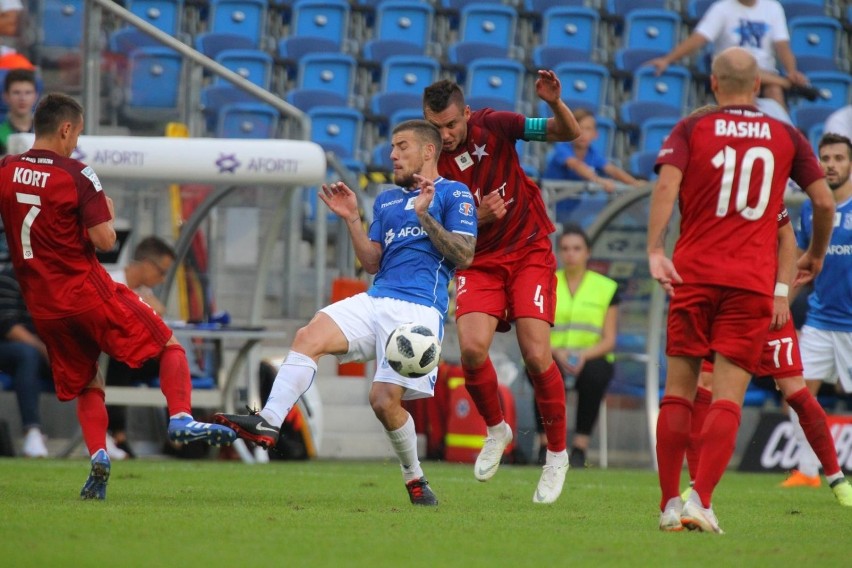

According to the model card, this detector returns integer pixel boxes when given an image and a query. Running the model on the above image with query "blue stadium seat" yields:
[374,1,435,52]
[613,47,667,74]
[804,71,852,109]
[278,36,339,60]
[808,122,824,153]
[296,53,357,103]
[540,6,600,60]
[553,62,610,115]
[684,0,715,23]
[362,39,427,67]
[308,106,365,167]
[447,41,510,67]
[381,55,440,96]
[108,27,164,56]
[120,46,183,123]
[593,115,617,159]
[468,95,515,113]
[638,117,678,152]
[622,9,680,53]
[459,3,517,48]
[388,108,425,129]
[619,100,682,147]
[208,0,267,47]
[370,140,393,172]
[466,58,526,108]
[631,65,691,112]
[214,49,273,88]
[524,0,587,13]
[194,32,257,60]
[200,85,264,133]
[37,0,85,62]
[216,102,279,138]
[790,106,834,138]
[533,46,593,70]
[629,150,659,180]
[285,88,347,113]
[290,0,351,51]
[788,16,843,62]
[125,0,183,35]
[605,0,668,17]
[781,1,828,20]
[369,92,421,136]
[796,55,842,73]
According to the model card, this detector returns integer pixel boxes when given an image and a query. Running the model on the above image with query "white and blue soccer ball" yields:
[385,323,441,378]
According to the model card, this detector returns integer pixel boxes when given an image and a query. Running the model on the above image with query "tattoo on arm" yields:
[417,212,476,268]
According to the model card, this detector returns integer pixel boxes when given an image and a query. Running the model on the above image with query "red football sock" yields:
[693,400,741,508]
[656,395,693,509]
[686,386,712,481]
[158,343,192,416]
[76,388,108,456]
[787,386,840,477]
[529,362,567,452]
[463,357,504,427]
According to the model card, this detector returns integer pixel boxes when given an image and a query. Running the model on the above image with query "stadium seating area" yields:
[28,0,852,178]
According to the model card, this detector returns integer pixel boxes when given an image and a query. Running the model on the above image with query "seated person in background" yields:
[0,0,34,70]
[543,109,643,192]
[0,264,51,457]
[534,225,620,468]
[645,0,814,111]
[104,236,176,459]
[825,105,852,142]
[0,68,36,155]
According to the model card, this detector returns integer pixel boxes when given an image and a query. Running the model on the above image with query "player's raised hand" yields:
[648,251,682,297]
[319,181,358,220]
[412,174,436,217]
[477,191,507,224]
[535,69,562,104]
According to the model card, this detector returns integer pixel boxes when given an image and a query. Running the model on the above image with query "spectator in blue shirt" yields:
[543,109,643,193]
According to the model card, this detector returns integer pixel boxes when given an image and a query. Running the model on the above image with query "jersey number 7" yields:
[16,192,41,260]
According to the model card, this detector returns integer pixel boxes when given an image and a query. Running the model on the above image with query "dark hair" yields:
[4,68,36,93]
[560,223,591,249]
[818,132,852,159]
[33,93,83,137]
[392,119,442,159]
[423,79,465,114]
[133,236,176,262]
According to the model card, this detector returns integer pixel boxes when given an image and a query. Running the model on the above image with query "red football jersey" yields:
[656,105,823,294]
[0,150,115,318]
[437,109,555,259]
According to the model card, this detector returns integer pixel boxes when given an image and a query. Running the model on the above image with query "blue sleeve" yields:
[543,142,575,180]
[587,146,608,174]
[795,201,811,250]
[368,197,382,243]
[441,182,477,237]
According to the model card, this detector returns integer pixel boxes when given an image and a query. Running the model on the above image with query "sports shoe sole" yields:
[80,461,110,500]
[213,415,277,449]
[168,425,236,446]
[681,509,723,534]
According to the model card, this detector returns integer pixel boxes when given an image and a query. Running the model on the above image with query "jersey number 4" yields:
[713,146,774,221]
[16,192,41,260]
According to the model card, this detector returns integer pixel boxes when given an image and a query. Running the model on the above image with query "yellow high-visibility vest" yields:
[551,270,618,363]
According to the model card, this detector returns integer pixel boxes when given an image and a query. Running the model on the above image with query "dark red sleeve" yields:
[784,123,825,190]
[478,108,525,141]
[655,119,691,174]
[75,168,112,229]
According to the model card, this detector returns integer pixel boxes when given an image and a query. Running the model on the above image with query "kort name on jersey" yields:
[715,119,771,139]
[12,166,51,188]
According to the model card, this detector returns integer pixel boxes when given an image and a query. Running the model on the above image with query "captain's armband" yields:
[524,117,548,141]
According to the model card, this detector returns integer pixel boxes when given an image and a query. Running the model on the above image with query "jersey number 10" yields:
[712,145,775,221]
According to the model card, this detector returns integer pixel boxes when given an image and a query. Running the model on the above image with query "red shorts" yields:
[666,284,772,375]
[455,237,557,332]
[700,318,803,379]
[33,285,172,401]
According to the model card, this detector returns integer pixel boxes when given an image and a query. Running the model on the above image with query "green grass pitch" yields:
[0,458,847,567]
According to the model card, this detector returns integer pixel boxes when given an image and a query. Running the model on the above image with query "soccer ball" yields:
[385,323,441,378]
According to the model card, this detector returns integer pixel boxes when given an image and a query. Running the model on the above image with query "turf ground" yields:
[0,458,847,567]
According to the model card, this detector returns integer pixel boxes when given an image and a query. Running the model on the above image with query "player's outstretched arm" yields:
[413,174,476,269]
[321,181,382,274]
[772,222,796,330]
[795,179,835,286]
[536,70,580,142]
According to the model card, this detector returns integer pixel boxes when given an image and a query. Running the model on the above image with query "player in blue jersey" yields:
[214,120,476,505]
[790,133,852,484]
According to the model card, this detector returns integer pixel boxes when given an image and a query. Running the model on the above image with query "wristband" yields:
[524,117,548,141]
[774,282,789,297]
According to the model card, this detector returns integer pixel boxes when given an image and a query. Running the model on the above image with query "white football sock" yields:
[487,421,509,439]
[789,407,820,478]
[261,351,316,427]
[386,413,424,482]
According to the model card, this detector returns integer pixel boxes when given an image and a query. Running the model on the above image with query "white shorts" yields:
[320,293,444,400]
[799,325,852,392]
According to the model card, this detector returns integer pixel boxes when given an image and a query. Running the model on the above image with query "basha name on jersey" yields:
[715,119,772,139]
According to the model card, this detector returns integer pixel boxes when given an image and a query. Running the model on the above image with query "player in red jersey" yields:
[0,93,235,499]
[423,72,580,503]
[683,220,852,508]
[648,47,835,533]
